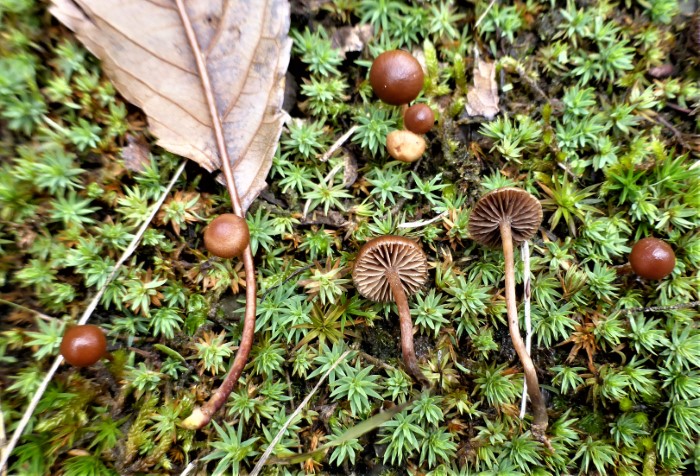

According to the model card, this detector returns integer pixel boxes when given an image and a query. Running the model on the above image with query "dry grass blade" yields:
[248,350,352,476]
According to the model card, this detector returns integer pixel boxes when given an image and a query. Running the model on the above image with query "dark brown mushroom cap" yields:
[352,235,428,302]
[404,103,435,134]
[468,187,543,247]
[369,50,424,106]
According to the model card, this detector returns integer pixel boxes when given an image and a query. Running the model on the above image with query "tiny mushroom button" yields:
[629,237,676,280]
[203,213,250,259]
[352,235,429,386]
[60,324,108,368]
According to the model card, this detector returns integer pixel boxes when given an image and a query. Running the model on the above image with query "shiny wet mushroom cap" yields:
[468,187,543,247]
[353,235,428,302]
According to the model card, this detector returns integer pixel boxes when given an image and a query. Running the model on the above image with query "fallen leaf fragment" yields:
[466,59,500,120]
[50,0,292,210]
[121,134,151,174]
[331,24,373,58]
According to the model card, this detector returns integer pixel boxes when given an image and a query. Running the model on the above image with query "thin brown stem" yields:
[386,271,429,387]
[176,0,256,430]
[500,222,549,442]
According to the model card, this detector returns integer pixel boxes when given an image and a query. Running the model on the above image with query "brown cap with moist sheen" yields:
[468,187,543,247]
[369,50,424,106]
[629,237,676,280]
[404,103,435,134]
[353,235,428,302]
[60,324,107,367]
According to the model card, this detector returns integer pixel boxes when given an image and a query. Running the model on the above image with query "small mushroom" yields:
[352,236,429,385]
[204,213,250,259]
[468,187,549,439]
[403,103,435,134]
[60,324,107,367]
[386,129,426,163]
[369,50,424,106]
[629,237,675,280]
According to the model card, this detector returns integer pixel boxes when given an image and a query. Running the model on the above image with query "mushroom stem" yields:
[386,270,428,386]
[500,221,549,440]
[180,261,256,429]
[176,0,257,430]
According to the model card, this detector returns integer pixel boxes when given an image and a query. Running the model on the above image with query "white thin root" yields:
[520,240,533,419]
[398,211,448,229]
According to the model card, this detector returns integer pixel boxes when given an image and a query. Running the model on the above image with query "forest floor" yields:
[1,0,699,475]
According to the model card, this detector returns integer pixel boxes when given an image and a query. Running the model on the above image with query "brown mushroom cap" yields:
[352,235,428,302]
[629,237,676,280]
[468,187,543,247]
[204,214,250,259]
[404,103,435,134]
[369,50,424,106]
[60,324,107,368]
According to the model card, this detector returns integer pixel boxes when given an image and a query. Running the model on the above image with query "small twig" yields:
[320,125,358,162]
[285,370,296,409]
[475,0,497,29]
[359,351,395,372]
[0,298,59,323]
[397,211,448,229]
[259,264,315,303]
[248,350,352,476]
[519,241,532,419]
[617,301,700,315]
[0,160,187,473]
[646,113,691,150]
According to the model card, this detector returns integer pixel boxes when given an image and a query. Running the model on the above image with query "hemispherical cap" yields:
[468,187,543,247]
[369,50,424,106]
[60,324,107,367]
[204,214,250,259]
[352,236,428,302]
[629,237,675,280]
[404,104,435,134]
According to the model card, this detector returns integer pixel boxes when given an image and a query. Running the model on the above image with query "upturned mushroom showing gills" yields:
[352,236,429,386]
[468,187,549,440]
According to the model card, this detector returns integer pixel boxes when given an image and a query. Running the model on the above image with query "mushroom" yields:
[403,103,435,134]
[204,213,250,259]
[369,50,424,106]
[468,187,549,439]
[352,236,429,385]
[60,324,108,367]
[629,237,676,280]
[386,129,426,163]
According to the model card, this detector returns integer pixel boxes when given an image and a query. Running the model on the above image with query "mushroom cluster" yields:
[468,187,549,440]
[369,50,435,163]
[352,236,429,386]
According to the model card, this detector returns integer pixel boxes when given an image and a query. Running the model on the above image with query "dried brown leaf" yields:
[465,59,499,120]
[50,0,292,210]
